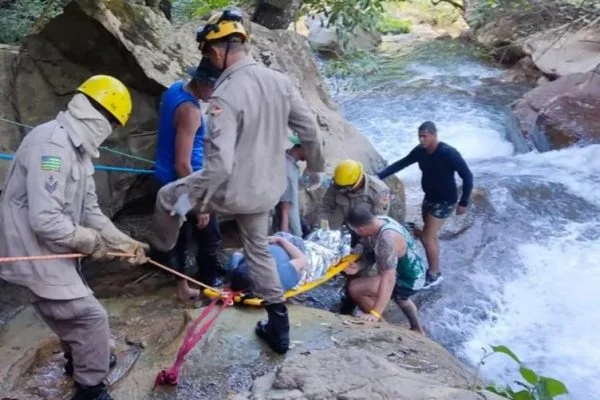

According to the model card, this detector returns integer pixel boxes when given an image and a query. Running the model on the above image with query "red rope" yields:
[153,290,236,389]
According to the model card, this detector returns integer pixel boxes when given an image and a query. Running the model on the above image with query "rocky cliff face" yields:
[464,0,600,152]
[0,0,405,221]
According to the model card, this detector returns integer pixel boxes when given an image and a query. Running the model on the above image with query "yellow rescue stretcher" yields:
[202,253,360,306]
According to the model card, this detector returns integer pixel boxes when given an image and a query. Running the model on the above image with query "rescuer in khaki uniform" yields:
[0,75,149,400]
[318,159,391,230]
[149,8,324,354]
[317,159,391,315]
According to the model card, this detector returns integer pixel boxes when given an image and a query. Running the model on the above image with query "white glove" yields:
[99,223,150,265]
[170,193,193,219]
[69,226,103,255]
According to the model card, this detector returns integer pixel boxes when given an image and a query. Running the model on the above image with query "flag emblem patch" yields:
[41,156,62,172]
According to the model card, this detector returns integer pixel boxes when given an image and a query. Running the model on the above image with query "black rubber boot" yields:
[339,283,357,315]
[65,353,117,377]
[255,303,290,354]
[71,382,113,400]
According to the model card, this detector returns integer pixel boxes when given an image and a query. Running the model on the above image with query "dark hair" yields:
[347,205,375,228]
[189,57,221,87]
[418,121,437,134]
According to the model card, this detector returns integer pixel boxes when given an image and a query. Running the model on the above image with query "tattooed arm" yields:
[371,230,404,316]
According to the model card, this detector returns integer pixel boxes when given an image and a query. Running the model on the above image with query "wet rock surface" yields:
[512,70,600,151]
[0,290,488,400]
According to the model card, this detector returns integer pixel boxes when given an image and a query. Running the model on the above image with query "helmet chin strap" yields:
[222,41,231,72]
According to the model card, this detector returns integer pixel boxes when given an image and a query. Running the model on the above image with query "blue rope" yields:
[94,165,154,174]
[99,146,156,165]
[0,152,154,175]
[0,116,156,165]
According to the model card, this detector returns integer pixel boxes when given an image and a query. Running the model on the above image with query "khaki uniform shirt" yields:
[186,57,325,214]
[0,118,110,300]
[319,174,391,229]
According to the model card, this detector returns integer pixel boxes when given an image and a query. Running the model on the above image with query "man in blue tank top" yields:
[152,58,223,302]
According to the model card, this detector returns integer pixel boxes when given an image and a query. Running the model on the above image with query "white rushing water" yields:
[326,40,600,399]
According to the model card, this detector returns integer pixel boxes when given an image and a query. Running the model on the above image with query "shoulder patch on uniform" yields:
[41,155,62,172]
[208,102,223,117]
[44,174,58,194]
[378,192,390,204]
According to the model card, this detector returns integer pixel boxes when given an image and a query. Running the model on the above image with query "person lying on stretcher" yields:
[228,233,309,292]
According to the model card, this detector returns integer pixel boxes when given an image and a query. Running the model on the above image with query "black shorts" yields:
[393,285,418,301]
[422,200,455,219]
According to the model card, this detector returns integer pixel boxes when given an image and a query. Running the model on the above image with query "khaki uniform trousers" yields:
[235,212,284,303]
[32,295,110,386]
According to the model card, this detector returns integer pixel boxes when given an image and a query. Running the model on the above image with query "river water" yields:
[322,39,600,399]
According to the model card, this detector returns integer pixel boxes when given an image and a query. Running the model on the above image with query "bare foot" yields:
[177,280,200,303]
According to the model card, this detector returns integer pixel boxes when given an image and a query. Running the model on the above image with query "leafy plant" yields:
[301,0,387,33]
[377,16,412,34]
[320,50,381,79]
[475,344,569,400]
[171,0,252,21]
[0,0,64,44]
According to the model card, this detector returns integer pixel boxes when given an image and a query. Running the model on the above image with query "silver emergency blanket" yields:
[275,229,352,287]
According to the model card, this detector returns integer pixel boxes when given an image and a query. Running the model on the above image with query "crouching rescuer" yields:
[148,8,325,354]
[0,75,149,400]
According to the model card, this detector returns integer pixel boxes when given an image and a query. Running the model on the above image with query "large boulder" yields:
[4,0,404,221]
[0,44,21,185]
[251,0,301,30]
[523,25,600,77]
[466,1,599,71]
[10,0,190,217]
[304,14,382,57]
[511,70,600,151]
[0,292,498,399]
[253,348,505,400]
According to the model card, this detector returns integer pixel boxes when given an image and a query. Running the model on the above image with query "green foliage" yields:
[383,0,462,31]
[320,50,381,80]
[171,0,251,21]
[377,16,412,34]
[0,0,63,44]
[301,0,387,33]
[475,344,569,400]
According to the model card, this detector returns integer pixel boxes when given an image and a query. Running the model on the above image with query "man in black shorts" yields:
[377,121,473,288]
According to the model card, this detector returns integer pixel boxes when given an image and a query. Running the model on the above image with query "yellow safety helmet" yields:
[333,159,364,188]
[77,75,132,126]
[196,7,248,51]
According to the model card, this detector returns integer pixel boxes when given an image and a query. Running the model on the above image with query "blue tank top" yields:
[154,81,206,185]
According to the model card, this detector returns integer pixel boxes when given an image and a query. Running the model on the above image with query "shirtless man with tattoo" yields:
[344,205,426,334]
